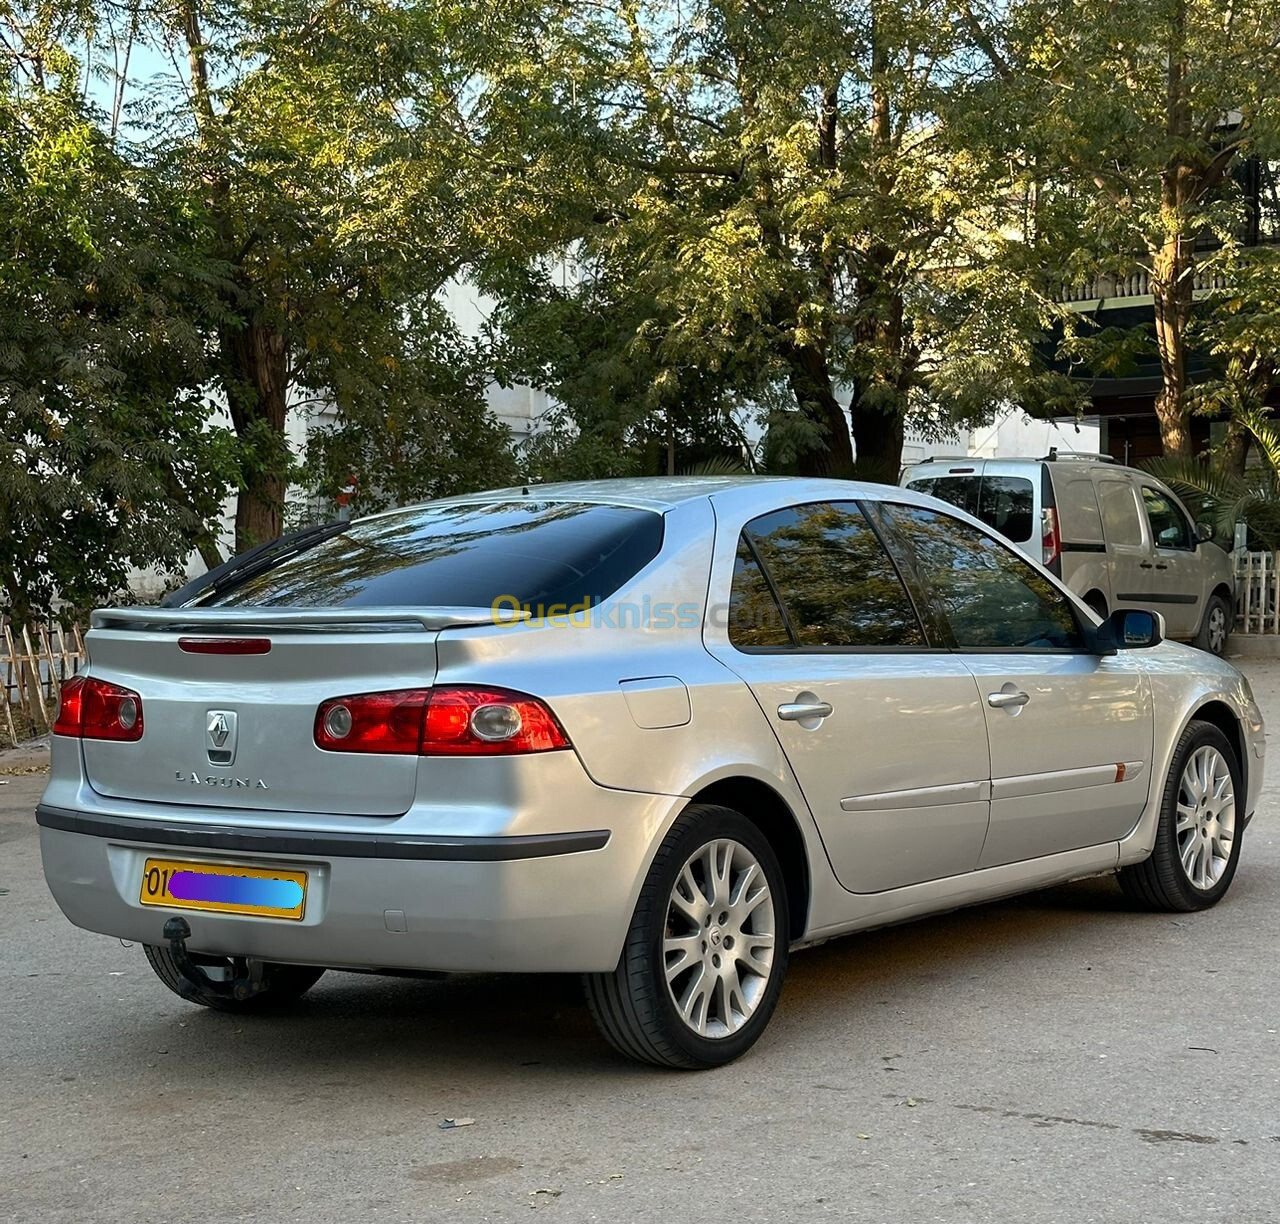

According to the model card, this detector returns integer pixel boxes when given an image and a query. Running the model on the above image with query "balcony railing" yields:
[1055,264,1234,304]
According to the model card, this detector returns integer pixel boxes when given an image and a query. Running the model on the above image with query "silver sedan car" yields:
[38,478,1266,1067]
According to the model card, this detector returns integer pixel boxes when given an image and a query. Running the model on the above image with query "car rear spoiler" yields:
[90,606,529,632]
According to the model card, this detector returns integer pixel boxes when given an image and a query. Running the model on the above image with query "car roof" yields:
[408,475,909,513]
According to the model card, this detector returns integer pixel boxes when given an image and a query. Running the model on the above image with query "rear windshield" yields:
[906,473,1035,544]
[204,501,665,609]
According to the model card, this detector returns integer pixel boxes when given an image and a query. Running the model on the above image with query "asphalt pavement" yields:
[2,664,1278,1223]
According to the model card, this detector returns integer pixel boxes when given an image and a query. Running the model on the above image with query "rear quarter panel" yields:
[428,495,843,935]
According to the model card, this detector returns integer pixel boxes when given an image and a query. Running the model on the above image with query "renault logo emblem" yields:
[206,710,238,764]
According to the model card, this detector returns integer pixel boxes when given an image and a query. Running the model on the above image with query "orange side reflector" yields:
[1115,763,1126,783]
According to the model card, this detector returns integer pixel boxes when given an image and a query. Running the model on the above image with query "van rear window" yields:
[204,501,665,610]
[906,474,1034,544]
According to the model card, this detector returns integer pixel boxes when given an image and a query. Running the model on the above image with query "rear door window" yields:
[1055,474,1105,545]
[1098,480,1145,547]
[727,540,792,647]
[206,501,665,610]
[732,502,926,649]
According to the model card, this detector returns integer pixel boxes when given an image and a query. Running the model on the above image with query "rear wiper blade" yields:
[161,520,349,608]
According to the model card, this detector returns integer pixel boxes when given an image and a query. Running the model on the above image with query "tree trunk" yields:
[845,1,909,482]
[1221,415,1250,477]
[1150,233,1195,459]
[1150,0,1194,460]
[223,318,289,551]
[782,343,854,476]
[850,403,906,483]
[178,0,292,554]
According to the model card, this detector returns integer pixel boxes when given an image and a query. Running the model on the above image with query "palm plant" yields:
[1146,405,1280,551]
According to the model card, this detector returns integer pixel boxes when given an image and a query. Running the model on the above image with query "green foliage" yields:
[0,59,236,618]
[1000,0,1280,452]
[299,308,518,515]
[1,0,520,609]
[480,0,1070,476]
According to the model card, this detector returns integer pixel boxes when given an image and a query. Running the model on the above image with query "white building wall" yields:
[901,411,1099,470]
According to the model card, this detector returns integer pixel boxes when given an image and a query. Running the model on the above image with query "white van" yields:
[900,452,1236,655]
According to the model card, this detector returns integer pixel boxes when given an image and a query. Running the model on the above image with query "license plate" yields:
[139,858,307,920]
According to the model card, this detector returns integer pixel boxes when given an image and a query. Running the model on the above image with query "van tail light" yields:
[53,676,144,741]
[314,686,571,756]
[1041,507,1062,573]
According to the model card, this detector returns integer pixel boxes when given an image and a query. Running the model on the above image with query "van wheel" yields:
[1083,591,1108,620]
[583,804,789,1069]
[143,945,326,1012]
[1119,721,1243,911]
[1195,593,1231,656]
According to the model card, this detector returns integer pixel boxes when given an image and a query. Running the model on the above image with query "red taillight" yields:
[423,687,571,755]
[314,686,571,756]
[52,676,86,736]
[314,688,431,754]
[53,676,144,741]
[179,637,271,655]
[1041,507,1061,569]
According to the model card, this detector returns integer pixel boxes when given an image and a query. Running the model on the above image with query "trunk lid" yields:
[77,607,505,816]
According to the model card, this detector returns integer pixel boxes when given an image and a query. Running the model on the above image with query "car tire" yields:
[143,944,326,1012]
[1195,593,1231,656]
[583,804,789,1069]
[1118,720,1243,912]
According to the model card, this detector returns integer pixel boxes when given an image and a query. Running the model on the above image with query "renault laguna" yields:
[38,478,1264,1067]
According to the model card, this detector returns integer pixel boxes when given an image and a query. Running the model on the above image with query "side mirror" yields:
[1195,521,1213,543]
[1096,608,1164,652]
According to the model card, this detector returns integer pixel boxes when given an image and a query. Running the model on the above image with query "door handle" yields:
[1155,563,1168,570]
[988,690,1030,710]
[1139,561,1154,569]
[777,700,833,721]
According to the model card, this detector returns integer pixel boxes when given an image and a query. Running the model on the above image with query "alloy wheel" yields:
[1207,605,1227,654]
[663,838,776,1038]
[1176,745,1236,890]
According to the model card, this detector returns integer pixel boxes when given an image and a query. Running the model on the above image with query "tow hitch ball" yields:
[163,916,267,1002]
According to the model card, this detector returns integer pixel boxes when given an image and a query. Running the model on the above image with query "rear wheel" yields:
[1119,720,1242,911]
[584,804,789,1068]
[1195,593,1231,656]
[143,944,326,1012]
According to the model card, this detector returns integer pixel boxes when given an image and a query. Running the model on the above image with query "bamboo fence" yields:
[1,621,85,747]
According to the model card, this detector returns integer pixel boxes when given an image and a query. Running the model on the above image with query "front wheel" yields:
[1119,720,1243,911]
[584,804,789,1068]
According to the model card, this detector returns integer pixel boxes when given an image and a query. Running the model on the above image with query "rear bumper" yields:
[36,754,682,974]
[36,804,610,861]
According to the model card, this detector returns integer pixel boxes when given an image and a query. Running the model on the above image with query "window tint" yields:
[977,476,1034,543]
[906,475,980,517]
[727,540,791,647]
[1141,486,1193,550]
[1098,480,1144,547]
[206,501,664,609]
[907,474,1034,544]
[739,502,925,648]
[882,504,1084,650]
